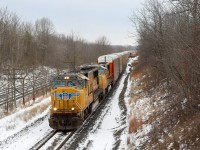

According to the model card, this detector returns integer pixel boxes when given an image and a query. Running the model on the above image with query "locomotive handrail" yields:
[73,96,83,111]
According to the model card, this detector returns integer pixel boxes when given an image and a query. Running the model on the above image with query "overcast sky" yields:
[1,0,145,46]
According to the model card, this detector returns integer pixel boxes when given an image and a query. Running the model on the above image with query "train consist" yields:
[48,51,130,130]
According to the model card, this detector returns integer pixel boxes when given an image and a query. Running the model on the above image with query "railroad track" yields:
[32,130,58,150]
[55,132,75,150]
[30,90,112,150]
[0,73,56,106]
[31,130,75,150]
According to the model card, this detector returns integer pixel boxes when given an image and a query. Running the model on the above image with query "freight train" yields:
[48,51,130,130]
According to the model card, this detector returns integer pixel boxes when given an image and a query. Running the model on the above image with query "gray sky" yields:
[1,0,145,45]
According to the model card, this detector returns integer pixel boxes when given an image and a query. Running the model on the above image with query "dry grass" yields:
[132,61,139,66]
[4,101,50,132]
[22,93,50,108]
[128,95,140,105]
[128,68,147,105]
[131,70,140,79]
[19,101,50,122]
[129,117,144,133]
[127,136,131,145]
[5,123,16,130]
[128,65,200,149]
[128,67,147,134]
[158,113,200,149]
[0,93,50,120]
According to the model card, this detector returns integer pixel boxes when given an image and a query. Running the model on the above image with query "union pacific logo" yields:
[52,92,80,100]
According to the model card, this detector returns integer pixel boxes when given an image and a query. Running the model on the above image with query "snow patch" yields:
[0,97,51,149]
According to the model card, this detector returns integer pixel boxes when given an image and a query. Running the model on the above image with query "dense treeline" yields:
[0,8,116,73]
[132,0,200,148]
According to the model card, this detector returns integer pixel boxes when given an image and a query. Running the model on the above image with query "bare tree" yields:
[131,0,200,148]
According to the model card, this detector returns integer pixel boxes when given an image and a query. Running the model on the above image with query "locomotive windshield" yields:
[51,76,85,89]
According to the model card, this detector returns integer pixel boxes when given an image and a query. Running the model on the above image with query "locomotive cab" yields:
[50,74,86,112]
[49,69,103,130]
[49,74,89,130]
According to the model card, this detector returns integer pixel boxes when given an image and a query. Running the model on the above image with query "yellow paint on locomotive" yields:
[51,88,80,113]
[98,69,110,94]
[50,74,97,115]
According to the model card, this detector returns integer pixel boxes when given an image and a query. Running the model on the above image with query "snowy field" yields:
[0,97,52,150]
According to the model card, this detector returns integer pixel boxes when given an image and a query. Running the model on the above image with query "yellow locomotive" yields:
[49,65,109,130]
[49,51,130,130]
[98,64,112,94]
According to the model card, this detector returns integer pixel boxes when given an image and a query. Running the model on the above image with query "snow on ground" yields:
[1,116,52,150]
[0,97,51,150]
[40,132,70,150]
[126,71,170,149]
[87,75,126,150]
[76,61,133,150]
[126,75,154,149]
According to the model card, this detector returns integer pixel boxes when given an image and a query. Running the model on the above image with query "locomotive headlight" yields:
[53,107,57,111]
[71,107,75,110]
[64,76,70,80]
